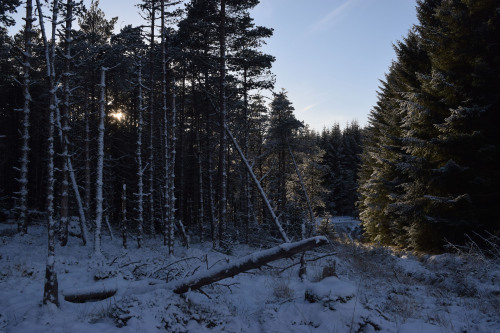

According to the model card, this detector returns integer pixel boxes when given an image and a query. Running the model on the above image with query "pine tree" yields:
[265,90,303,237]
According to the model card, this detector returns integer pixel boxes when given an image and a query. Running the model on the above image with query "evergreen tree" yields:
[0,0,21,27]
[320,124,343,216]
[264,90,303,237]
[358,0,500,251]
[400,0,500,249]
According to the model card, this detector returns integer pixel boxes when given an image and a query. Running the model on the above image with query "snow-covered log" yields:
[170,236,327,294]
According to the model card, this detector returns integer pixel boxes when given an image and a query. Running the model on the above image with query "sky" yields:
[7,0,419,131]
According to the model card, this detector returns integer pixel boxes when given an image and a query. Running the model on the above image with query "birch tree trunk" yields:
[36,0,60,306]
[17,0,34,236]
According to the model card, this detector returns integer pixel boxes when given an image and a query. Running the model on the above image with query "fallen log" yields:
[170,236,328,294]
[63,288,117,303]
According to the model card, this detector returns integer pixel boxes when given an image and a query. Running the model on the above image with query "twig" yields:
[197,288,211,299]
[215,282,239,293]
[108,257,119,266]
[375,308,391,321]
[119,260,142,268]
[150,256,204,277]
[278,252,337,274]
[133,263,148,274]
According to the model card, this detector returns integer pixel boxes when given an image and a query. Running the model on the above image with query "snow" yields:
[0,221,499,332]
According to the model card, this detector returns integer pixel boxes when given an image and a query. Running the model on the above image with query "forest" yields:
[0,0,499,331]
[0,0,365,247]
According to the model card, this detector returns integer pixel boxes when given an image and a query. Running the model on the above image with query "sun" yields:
[109,111,125,122]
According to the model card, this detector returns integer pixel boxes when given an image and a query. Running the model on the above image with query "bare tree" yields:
[136,58,145,248]
[16,0,34,235]
[160,0,172,251]
[36,0,60,306]
[218,0,227,248]
[121,183,127,249]
[94,66,109,256]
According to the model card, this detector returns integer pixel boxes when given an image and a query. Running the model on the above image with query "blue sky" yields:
[8,0,419,131]
[251,0,419,131]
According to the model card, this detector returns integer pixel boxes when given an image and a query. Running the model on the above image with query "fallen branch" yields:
[169,236,328,294]
[278,252,338,274]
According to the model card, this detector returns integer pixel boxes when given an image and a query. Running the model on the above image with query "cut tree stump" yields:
[63,288,117,303]
[170,236,328,294]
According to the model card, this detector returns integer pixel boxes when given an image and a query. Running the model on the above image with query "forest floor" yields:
[0,218,499,333]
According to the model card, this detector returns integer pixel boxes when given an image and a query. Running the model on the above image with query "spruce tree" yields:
[401,0,500,249]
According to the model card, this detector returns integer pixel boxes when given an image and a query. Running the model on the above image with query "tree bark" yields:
[171,236,327,294]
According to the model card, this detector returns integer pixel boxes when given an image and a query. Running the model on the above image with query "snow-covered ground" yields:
[1,220,499,333]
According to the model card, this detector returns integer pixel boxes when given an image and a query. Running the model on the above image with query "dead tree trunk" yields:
[17,0,34,235]
[121,183,127,249]
[170,236,327,294]
[226,127,289,243]
[37,0,60,307]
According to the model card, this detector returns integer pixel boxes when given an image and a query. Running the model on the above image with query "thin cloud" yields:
[301,104,318,113]
[307,0,355,35]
